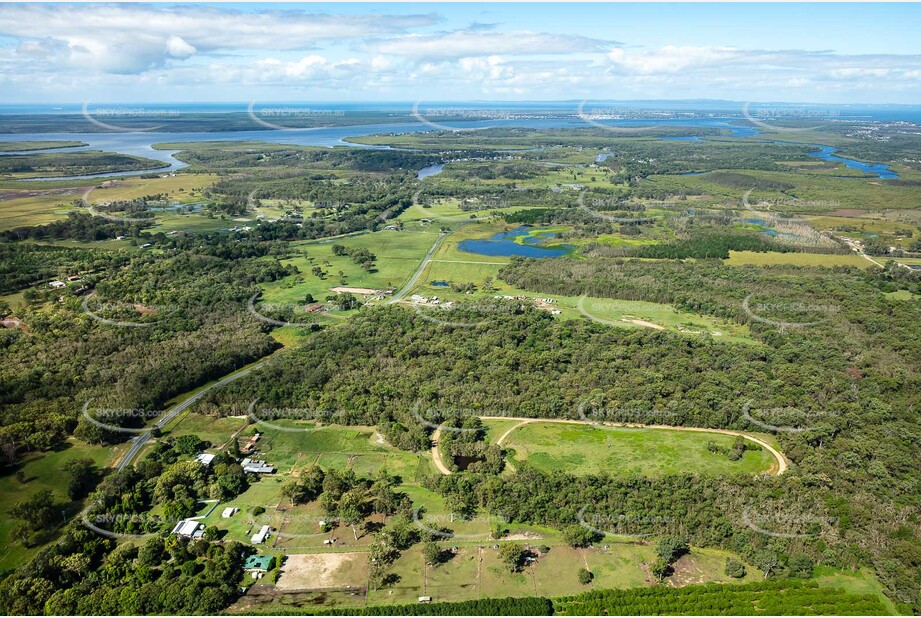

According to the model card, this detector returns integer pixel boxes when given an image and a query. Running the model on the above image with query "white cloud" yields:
[166,36,197,59]
[366,27,614,60]
[607,46,741,74]
[0,4,438,74]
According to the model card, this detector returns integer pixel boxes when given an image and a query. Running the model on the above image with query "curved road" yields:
[115,356,273,471]
[432,416,788,477]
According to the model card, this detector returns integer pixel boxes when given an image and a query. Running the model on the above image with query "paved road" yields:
[116,357,273,471]
[388,230,452,304]
[432,416,789,477]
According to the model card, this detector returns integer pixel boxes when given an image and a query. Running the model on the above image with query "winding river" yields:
[0,117,898,181]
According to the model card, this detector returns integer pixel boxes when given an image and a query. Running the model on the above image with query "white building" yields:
[251,525,271,544]
[172,519,204,539]
[196,453,216,466]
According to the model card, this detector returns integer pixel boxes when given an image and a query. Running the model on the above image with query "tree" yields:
[63,458,98,501]
[498,543,525,573]
[339,489,367,541]
[562,524,601,548]
[10,489,60,532]
[725,558,746,579]
[650,558,673,581]
[423,542,442,566]
[578,568,594,585]
[656,536,689,563]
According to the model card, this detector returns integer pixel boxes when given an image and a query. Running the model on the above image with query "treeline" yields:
[707,171,796,192]
[631,231,794,259]
[178,144,438,173]
[0,150,168,177]
[0,524,248,615]
[2,211,150,242]
[306,597,553,616]
[554,580,889,616]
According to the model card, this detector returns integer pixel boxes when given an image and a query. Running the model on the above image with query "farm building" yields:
[171,519,204,539]
[196,453,215,466]
[49,280,66,289]
[241,458,275,474]
[251,525,271,544]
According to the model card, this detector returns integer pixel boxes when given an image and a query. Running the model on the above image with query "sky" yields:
[1,2,920,104]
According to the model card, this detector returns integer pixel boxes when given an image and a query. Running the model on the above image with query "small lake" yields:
[458,226,573,258]
[417,163,444,180]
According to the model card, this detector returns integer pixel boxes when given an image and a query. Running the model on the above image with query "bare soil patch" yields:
[276,552,367,591]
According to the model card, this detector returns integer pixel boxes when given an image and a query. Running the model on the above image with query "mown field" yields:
[497,422,775,477]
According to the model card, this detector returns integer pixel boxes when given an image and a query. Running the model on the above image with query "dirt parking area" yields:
[276,552,368,591]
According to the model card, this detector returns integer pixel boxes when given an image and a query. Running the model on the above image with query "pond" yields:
[417,163,444,180]
[458,226,573,258]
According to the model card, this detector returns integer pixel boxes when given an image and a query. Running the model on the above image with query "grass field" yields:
[0,141,87,152]
[0,172,218,230]
[258,228,443,309]
[0,439,122,572]
[498,422,775,477]
[0,188,87,229]
[724,250,874,268]
[84,173,217,204]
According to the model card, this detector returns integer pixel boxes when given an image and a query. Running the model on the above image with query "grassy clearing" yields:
[85,173,217,204]
[259,228,443,308]
[0,189,86,229]
[500,422,774,477]
[724,250,873,268]
[814,566,901,615]
[0,439,122,572]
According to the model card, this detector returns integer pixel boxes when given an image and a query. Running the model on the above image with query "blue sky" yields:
[1,2,920,104]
